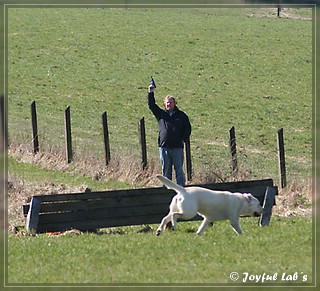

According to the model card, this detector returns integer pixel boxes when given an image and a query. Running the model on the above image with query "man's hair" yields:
[164,95,176,102]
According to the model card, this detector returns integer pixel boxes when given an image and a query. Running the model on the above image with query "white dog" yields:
[156,175,263,236]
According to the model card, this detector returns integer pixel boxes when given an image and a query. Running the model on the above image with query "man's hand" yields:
[147,84,155,93]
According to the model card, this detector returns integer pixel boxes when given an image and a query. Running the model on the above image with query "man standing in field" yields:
[147,81,191,186]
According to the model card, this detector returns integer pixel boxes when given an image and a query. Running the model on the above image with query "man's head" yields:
[163,96,176,112]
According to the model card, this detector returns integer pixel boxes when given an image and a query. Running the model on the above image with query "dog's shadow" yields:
[185,228,196,233]
[172,221,214,234]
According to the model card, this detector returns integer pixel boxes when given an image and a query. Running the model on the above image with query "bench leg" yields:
[259,187,277,227]
[26,197,40,234]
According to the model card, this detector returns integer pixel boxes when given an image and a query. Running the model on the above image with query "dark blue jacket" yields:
[148,92,191,148]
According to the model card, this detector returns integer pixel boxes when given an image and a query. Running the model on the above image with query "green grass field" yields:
[6,6,314,287]
[7,217,313,285]
[8,7,312,182]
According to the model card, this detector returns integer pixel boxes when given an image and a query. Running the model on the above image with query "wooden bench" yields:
[22,179,278,234]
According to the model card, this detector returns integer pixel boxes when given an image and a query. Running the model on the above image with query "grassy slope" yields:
[8,7,312,182]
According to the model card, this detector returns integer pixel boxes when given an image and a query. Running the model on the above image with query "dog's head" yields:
[242,193,263,217]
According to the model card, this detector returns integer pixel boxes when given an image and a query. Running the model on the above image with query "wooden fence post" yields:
[277,0,282,17]
[185,138,192,181]
[277,128,286,188]
[64,106,73,163]
[30,101,39,154]
[102,111,111,165]
[229,126,238,175]
[138,117,147,170]
[277,7,281,17]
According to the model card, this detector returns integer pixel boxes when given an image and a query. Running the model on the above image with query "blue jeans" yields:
[159,147,185,186]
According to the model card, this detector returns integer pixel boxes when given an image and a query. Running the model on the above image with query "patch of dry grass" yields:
[7,142,313,232]
[8,142,162,187]
[274,178,313,218]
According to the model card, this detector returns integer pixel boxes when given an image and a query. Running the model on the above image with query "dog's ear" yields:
[243,193,252,203]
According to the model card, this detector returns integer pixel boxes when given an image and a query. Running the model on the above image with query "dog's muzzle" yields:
[253,211,263,217]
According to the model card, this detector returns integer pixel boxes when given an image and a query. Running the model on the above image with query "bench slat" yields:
[37,194,173,214]
[38,203,170,224]
[31,179,274,203]
[36,213,204,233]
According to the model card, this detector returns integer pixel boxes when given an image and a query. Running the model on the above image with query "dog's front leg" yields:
[230,218,242,235]
[156,214,172,236]
[196,217,211,235]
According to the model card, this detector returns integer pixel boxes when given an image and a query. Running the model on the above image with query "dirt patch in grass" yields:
[246,8,312,21]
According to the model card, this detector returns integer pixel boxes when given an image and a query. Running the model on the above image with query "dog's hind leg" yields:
[171,212,184,231]
[196,217,211,235]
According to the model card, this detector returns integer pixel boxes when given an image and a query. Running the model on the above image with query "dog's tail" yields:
[156,175,186,194]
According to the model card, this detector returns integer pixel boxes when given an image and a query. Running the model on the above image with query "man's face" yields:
[164,98,175,112]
